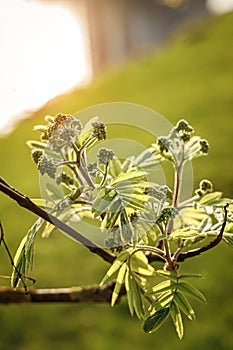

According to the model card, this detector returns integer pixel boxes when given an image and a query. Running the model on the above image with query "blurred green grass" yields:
[0,11,232,350]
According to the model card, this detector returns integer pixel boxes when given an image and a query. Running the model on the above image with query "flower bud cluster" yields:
[91,121,107,140]
[47,114,83,153]
[145,185,173,201]
[97,148,115,165]
[159,185,173,200]
[174,119,194,143]
[157,207,178,225]
[38,154,58,179]
[145,187,166,201]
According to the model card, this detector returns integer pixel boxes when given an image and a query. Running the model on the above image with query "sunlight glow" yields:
[0,0,90,134]
[207,0,233,13]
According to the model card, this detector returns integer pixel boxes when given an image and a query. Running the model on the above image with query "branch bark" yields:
[0,177,115,264]
[0,282,126,304]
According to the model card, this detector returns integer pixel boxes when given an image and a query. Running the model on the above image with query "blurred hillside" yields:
[0,11,232,350]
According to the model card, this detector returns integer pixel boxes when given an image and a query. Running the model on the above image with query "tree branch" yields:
[0,177,115,264]
[0,282,126,304]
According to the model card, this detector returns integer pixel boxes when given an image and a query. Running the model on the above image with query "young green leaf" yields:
[92,189,117,217]
[156,269,178,282]
[130,251,155,276]
[122,195,147,211]
[223,236,233,248]
[170,301,184,339]
[77,116,98,146]
[224,223,233,233]
[100,197,123,230]
[177,282,207,303]
[111,171,146,186]
[199,191,222,205]
[129,275,146,319]
[179,273,203,281]
[125,270,135,316]
[109,158,123,178]
[100,249,132,285]
[11,236,27,288]
[111,263,127,307]
[26,140,47,149]
[31,198,54,210]
[146,280,176,296]
[151,291,174,310]
[41,222,56,238]
[11,218,44,287]
[134,147,163,170]
[170,228,199,239]
[143,308,170,333]
[45,183,64,201]
[173,291,196,321]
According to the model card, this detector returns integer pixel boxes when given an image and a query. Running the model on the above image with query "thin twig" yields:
[176,203,229,261]
[147,204,229,264]
[0,177,115,264]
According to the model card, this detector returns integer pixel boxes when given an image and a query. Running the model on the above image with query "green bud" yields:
[38,154,58,179]
[56,172,74,186]
[31,149,43,165]
[159,185,173,200]
[145,187,166,201]
[97,148,115,165]
[129,211,140,223]
[195,189,204,197]
[157,207,178,225]
[157,137,171,153]
[199,179,213,193]
[199,139,209,154]
[175,119,194,133]
[181,132,191,142]
[91,121,107,140]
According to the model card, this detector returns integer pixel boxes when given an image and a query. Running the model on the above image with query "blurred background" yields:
[0,0,233,349]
